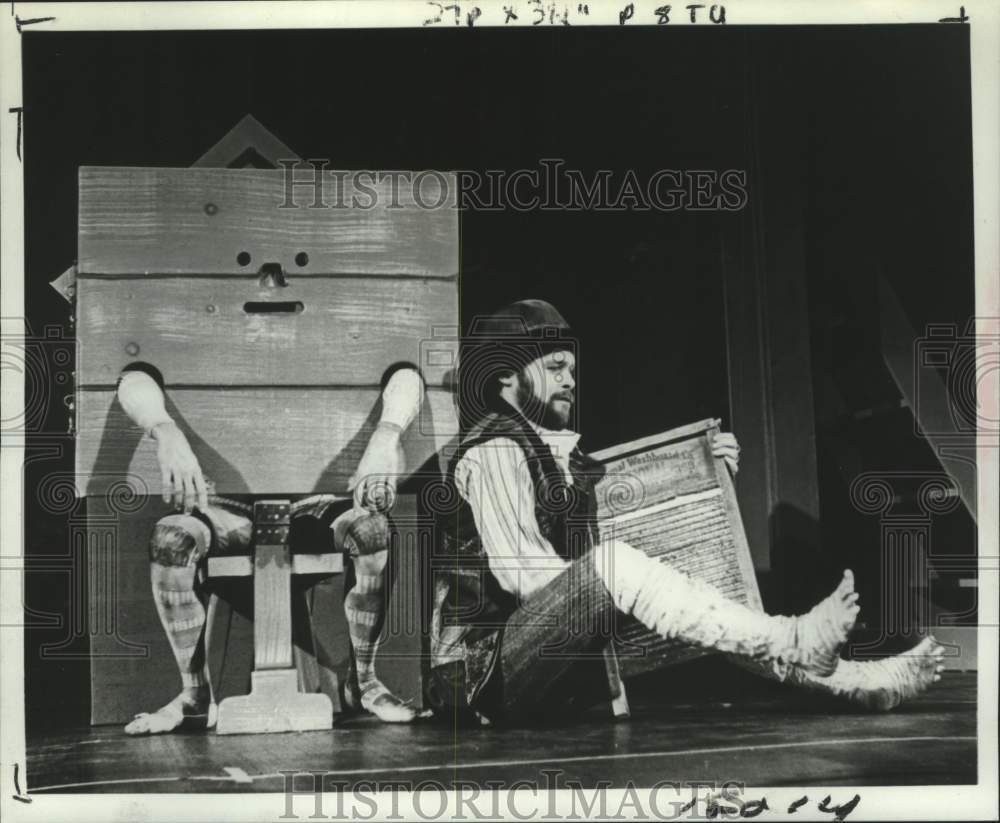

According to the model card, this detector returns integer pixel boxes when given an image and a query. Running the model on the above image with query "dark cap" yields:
[460,300,575,424]
[468,299,572,339]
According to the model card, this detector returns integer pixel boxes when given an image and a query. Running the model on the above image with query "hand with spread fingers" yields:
[152,421,209,513]
[711,431,741,476]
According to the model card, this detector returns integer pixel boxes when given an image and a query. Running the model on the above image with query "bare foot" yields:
[790,636,946,711]
[364,690,433,723]
[794,570,860,676]
[345,680,432,723]
[124,689,216,735]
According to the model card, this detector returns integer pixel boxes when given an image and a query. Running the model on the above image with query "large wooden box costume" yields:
[75,165,458,724]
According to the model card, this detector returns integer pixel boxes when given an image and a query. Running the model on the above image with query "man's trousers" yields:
[431,551,638,725]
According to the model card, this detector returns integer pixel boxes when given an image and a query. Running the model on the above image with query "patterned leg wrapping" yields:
[334,508,425,722]
[344,563,389,705]
[124,515,215,735]
[153,567,210,689]
[149,515,212,689]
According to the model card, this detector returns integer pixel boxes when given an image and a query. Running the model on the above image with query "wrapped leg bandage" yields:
[592,539,859,677]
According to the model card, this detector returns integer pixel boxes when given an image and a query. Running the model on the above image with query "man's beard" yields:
[515,372,574,430]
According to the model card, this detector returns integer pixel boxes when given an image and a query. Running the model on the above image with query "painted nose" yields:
[258,262,288,288]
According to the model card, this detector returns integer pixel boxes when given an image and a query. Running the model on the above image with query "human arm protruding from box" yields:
[118,370,209,513]
[349,366,425,511]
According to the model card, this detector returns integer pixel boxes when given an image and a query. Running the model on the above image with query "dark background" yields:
[21,25,976,730]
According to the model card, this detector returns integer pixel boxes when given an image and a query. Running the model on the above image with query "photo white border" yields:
[1,1,997,820]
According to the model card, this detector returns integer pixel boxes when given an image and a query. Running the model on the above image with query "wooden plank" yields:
[216,669,332,734]
[291,554,344,576]
[208,553,344,577]
[78,167,458,277]
[33,675,982,786]
[76,387,458,497]
[208,556,253,577]
[76,277,457,387]
[253,543,293,670]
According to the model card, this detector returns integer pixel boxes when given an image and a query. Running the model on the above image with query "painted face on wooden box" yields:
[74,164,459,498]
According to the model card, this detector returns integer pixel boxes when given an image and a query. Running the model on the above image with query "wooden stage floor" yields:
[26,672,976,794]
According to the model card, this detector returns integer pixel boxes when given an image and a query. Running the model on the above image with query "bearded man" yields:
[427,299,945,726]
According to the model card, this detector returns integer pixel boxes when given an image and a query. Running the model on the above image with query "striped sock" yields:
[151,565,210,695]
[344,568,388,705]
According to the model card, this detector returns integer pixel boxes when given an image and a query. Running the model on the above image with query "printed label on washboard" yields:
[592,419,763,678]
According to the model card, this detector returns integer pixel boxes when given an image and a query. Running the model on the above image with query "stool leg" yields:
[253,543,293,670]
[216,500,333,734]
[204,592,219,699]
[603,644,631,719]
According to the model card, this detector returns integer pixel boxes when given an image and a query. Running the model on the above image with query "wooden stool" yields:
[210,500,342,734]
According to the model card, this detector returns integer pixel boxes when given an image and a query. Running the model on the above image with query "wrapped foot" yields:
[123,689,216,735]
[790,570,860,676]
[789,636,946,711]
